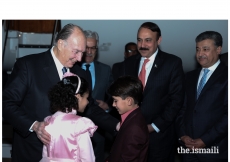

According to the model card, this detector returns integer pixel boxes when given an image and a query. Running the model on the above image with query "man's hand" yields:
[192,138,206,148]
[96,100,109,111]
[147,124,155,133]
[32,121,50,145]
[180,135,195,150]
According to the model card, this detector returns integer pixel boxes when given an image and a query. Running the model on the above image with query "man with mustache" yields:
[176,31,228,162]
[123,22,185,162]
[3,24,119,162]
[80,30,114,162]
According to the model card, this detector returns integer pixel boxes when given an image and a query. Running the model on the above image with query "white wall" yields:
[61,20,228,72]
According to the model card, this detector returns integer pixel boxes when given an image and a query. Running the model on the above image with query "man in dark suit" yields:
[112,42,138,80]
[80,30,114,162]
[123,22,185,162]
[176,31,228,162]
[3,24,119,162]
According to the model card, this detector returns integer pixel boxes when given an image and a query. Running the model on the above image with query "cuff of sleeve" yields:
[29,121,37,132]
[151,123,160,133]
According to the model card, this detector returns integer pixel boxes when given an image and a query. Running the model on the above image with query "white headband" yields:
[75,75,81,94]
[62,72,81,94]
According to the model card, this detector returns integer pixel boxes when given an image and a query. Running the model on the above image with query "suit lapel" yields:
[42,50,60,86]
[144,50,164,93]
[198,63,226,98]
[93,61,100,94]
[121,109,138,127]
[134,56,141,77]
[189,69,201,103]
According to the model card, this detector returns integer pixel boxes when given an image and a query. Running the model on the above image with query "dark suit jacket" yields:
[220,52,228,66]
[177,62,228,159]
[3,50,119,162]
[108,108,149,162]
[123,50,184,160]
[92,61,113,101]
[112,61,125,81]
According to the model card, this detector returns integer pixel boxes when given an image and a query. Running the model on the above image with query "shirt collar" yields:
[82,62,94,68]
[120,107,138,126]
[51,46,68,71]
[203,59,220,72]
[140,48,158,62]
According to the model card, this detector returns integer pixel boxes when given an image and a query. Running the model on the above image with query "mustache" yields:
[83,53,93,57]
[198,55,207,59]
[139,47,149,51]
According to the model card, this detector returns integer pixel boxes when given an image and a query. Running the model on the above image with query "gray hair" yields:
[54,23,84,46]
[83,30,99,46]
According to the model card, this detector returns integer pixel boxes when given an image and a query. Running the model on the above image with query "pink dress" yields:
[40,110,97,162]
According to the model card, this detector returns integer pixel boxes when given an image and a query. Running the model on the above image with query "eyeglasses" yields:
[86,46,97,51]
[127,50,138,53]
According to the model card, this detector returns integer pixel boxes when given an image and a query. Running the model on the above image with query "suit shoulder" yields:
[16,50,50,64]
[185,69,198,76]
[95,61,111,69]
[112,61,123,67]
[124,54,141,64]
[72,63,89,73]
[160,50,182,61]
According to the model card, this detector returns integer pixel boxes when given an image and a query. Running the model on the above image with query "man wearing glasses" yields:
[80,30,114,162]
[112,42,138,80]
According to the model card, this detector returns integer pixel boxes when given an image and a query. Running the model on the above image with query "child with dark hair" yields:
[106,76,149,162]
[40,72,97,162]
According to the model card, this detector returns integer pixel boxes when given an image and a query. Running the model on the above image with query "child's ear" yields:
[75,94,81,99]
[126,97,133,106]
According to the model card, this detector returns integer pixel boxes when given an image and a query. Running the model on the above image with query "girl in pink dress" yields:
[40,72,97,162]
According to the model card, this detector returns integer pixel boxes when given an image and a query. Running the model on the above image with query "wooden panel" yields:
[5,20,61,33]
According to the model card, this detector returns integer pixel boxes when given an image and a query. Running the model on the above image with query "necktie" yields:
[85,64,91,76]
[197,68,210,99]
[85,64,92,90]
[138,59,150,89]
[62,67,67,74]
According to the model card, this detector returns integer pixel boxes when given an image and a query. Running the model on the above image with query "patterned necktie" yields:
[197,68,210,99]
[138,59,150,89]
[62,67,67,74]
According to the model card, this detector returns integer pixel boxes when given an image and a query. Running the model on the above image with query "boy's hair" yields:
[48,75,89,114]
[107,76,143,104]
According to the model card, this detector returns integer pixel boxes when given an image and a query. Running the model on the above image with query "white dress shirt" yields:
[197,60,220,89]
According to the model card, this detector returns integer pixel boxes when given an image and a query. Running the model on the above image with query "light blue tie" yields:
[197,68,210,99]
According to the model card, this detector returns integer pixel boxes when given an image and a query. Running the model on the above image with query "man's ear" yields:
[217,46,222,55]
[57,39,64,51]
[157,36,162,45]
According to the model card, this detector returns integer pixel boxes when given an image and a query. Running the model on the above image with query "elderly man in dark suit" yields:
[176,31,228,162]
[3,24,119,162]
[123,22,185,162]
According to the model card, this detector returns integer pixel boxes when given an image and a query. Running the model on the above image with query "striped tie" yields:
[197,68,210,99]
[62,67,67,74]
